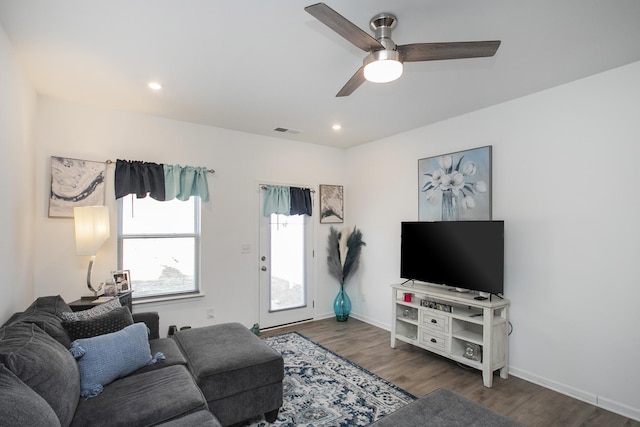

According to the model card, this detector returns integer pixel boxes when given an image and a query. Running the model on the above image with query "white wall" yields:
[0,23,37,321]
[31,96,346,334]
[4,15,638,418]
[345,61,640,420]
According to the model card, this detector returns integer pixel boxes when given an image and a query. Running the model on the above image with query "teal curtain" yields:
[164,164,210,202]
[263,185,291,217]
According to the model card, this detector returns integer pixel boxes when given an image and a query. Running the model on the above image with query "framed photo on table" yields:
[112,270,131,292]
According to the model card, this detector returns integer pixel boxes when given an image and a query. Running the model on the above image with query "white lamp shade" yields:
[74,206,110,256]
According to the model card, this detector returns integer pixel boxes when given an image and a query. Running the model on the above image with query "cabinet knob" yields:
[430,338,437,343]
[431,319,437,324]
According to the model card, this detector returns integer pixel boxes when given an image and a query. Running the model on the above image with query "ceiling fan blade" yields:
[336,66,365,97]
[398,41,501,62]
[305,3,383,52]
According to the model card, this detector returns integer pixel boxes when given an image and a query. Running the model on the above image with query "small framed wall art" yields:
[418,146,492,221]
[319,184,344,224]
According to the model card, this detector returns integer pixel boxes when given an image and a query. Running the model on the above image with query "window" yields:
[117,195,200,299]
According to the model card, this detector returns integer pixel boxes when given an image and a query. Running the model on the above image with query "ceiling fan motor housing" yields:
[370,13,398,51]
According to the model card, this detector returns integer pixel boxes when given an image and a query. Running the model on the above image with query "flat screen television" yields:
[400,221,504,296]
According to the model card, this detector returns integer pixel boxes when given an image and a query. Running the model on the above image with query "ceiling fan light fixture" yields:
[363,50,403,83]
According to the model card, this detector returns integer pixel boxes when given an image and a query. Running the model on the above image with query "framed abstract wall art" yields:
[418,146,492,221]
[49,156,106,217]
[319,184,344,224]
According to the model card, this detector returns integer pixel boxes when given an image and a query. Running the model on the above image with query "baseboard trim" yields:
[509,367,640,422]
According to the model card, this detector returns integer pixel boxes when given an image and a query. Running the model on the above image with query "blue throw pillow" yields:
[70,322,164,398]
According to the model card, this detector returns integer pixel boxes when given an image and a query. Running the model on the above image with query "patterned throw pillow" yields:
[63,306,133,342]
[61,297,121,321]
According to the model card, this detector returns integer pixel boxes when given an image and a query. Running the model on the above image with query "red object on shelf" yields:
[403,293,412,302]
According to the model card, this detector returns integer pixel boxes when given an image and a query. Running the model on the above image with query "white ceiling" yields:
[1,1,640,148]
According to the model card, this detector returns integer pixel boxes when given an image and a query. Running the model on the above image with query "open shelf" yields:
[390,282,510,388]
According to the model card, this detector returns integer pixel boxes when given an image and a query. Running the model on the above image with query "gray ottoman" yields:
[173,323,283,427]
[370,388,523,427]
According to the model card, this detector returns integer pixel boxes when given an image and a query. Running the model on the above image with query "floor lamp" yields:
[74,206,110,296]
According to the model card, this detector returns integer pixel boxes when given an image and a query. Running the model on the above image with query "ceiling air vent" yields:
[273,127,301,135]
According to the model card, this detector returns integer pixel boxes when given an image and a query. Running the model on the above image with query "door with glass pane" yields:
[259,195,315,329]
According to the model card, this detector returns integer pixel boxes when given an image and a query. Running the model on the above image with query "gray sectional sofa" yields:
[0,295,284,427]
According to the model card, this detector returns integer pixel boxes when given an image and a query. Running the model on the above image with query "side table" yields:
[68,291,133,313]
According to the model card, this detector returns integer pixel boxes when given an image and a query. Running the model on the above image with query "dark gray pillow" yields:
[0,363,61,427]
[0,323,79,426]
[8,295,72,348]
[63,306,134,341]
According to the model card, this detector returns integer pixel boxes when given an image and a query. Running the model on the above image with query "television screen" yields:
[400,221,504,295]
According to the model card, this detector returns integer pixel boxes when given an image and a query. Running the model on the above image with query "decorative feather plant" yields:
[327,226,366,285]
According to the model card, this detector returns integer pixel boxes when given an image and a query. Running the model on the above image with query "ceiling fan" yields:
[304,3,501,97]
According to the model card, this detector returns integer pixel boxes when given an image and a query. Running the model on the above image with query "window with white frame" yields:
[117,195,200,299]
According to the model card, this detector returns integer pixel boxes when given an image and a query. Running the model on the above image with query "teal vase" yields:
[333,283,351,322]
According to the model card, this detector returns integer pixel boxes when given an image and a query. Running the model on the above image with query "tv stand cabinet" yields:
[390,282,510,387]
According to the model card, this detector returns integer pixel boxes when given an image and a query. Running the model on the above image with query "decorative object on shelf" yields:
[327,226,366,321]
[464,342,482,362]
[74,206,110,296]
[418,146,492,221]
[50,156,106,218]
[420,298,453,313]
[319,184,344,223]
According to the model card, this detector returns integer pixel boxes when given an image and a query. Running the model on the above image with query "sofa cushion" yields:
[61,297,121,321]
[71,322,159,398]
[155,409,222,427]
[63,306,133,341]
[71,365,209,427]
[7,295,72,347]
[132,337,187,375]
[0,363,62,427]
[0,322,80,427]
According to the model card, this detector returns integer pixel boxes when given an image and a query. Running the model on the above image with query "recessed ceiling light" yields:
[332,124,342,131]
[148,82,162,90]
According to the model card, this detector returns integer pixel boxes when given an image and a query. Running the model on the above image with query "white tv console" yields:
[390,282,510,387]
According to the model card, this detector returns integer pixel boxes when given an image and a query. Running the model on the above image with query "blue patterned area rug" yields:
[243,332,416,427]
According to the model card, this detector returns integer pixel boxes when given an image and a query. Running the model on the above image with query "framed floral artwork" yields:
[418,146,492,221]
[319,184,344,224]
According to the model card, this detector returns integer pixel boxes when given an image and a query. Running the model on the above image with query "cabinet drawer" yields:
[421,311,449,333]
[420,330,448,352]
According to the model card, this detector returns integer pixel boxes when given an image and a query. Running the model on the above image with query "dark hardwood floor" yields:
[261,317,639,427]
